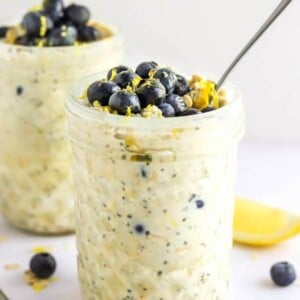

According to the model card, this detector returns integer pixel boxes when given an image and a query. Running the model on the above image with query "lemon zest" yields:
[29,5,43,12]
[78,88,88,100]
[39,16,48,37]
[108,69,117,81]
[126,106,134,117]
[131,76,142,90]
[32,246,53,253]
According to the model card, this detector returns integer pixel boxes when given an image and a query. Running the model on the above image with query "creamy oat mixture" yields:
[67,70,244,299]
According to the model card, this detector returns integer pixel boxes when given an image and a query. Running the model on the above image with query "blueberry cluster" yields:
[0,0,102,46]
[87,62,223,117]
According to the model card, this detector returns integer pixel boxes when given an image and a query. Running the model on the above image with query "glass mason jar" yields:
[0,25,123,234]
[66,73,245,299]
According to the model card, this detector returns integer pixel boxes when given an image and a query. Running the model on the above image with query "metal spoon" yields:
[0,289,9,300]
[217,0,293,90]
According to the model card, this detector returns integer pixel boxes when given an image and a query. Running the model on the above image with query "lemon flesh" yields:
[234,197,300,246]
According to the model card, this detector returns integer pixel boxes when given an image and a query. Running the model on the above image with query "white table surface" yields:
[0,140,300,300]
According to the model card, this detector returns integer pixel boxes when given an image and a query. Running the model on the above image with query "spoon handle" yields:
[0,289,9,300]
[217,0,293,89]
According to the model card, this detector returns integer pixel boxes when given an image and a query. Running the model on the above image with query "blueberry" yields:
[114,71,142,89]
[153,68,177,93]
[64,4,90,26]
[202,106,216,113]
[87,80,121,106]
[166,94,186,115]
[107,65,133,81]
[0,26,9,38]
[22,12,53,38]
[195,199,205,209]
[271,262,297,287]
[30,253,56,279]
[179,108,200,116]
[158,103,175,117]
[78,25,101,42]
[43,0,64,23]
[134,224,145,234]
[109,91,141,115]
[174,74,190,96]
[15,35,38,46]
[136,79,166,108]
[47,25,78,46]
[136,61,159,79]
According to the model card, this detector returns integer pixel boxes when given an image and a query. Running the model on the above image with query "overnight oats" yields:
[0,0,123,234]
[67,62,245,299]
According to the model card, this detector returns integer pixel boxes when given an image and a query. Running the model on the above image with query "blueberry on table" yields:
[136,61,159,78]
[0,26,9,38]
[22,12,53,37]
[174,74,190,96]
[109,90,141,115]
[78,25,101,42]
[179,108,200,116]
[107,65,133,81]
[270,262,297,287]
[47,25,78,46]
[166,94,186,115]
[153,68,177,93]
[87,80,121,106]
[114,71,142,89]
[64,4,90,26]
[43,0,64,23]
[30,253,56,279]
[158,103,175,117]
[136,79,166,108]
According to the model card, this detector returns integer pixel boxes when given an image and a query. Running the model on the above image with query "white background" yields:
[1,0,300,142]
[0,1,300,300]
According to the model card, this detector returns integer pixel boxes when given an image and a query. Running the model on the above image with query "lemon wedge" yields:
[234,197,300,246]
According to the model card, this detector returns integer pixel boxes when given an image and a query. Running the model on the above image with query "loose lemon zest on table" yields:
[4,263,20,270]
[24,270,59,293]
[32,246,53,253]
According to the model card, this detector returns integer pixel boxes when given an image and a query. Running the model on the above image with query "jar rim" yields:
[66,71,243,130]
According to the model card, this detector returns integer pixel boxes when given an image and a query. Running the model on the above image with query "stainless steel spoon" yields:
[217,0,293,90]
[0,289,9,300]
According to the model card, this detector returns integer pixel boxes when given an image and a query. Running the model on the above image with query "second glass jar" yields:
[0,25,123,234]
